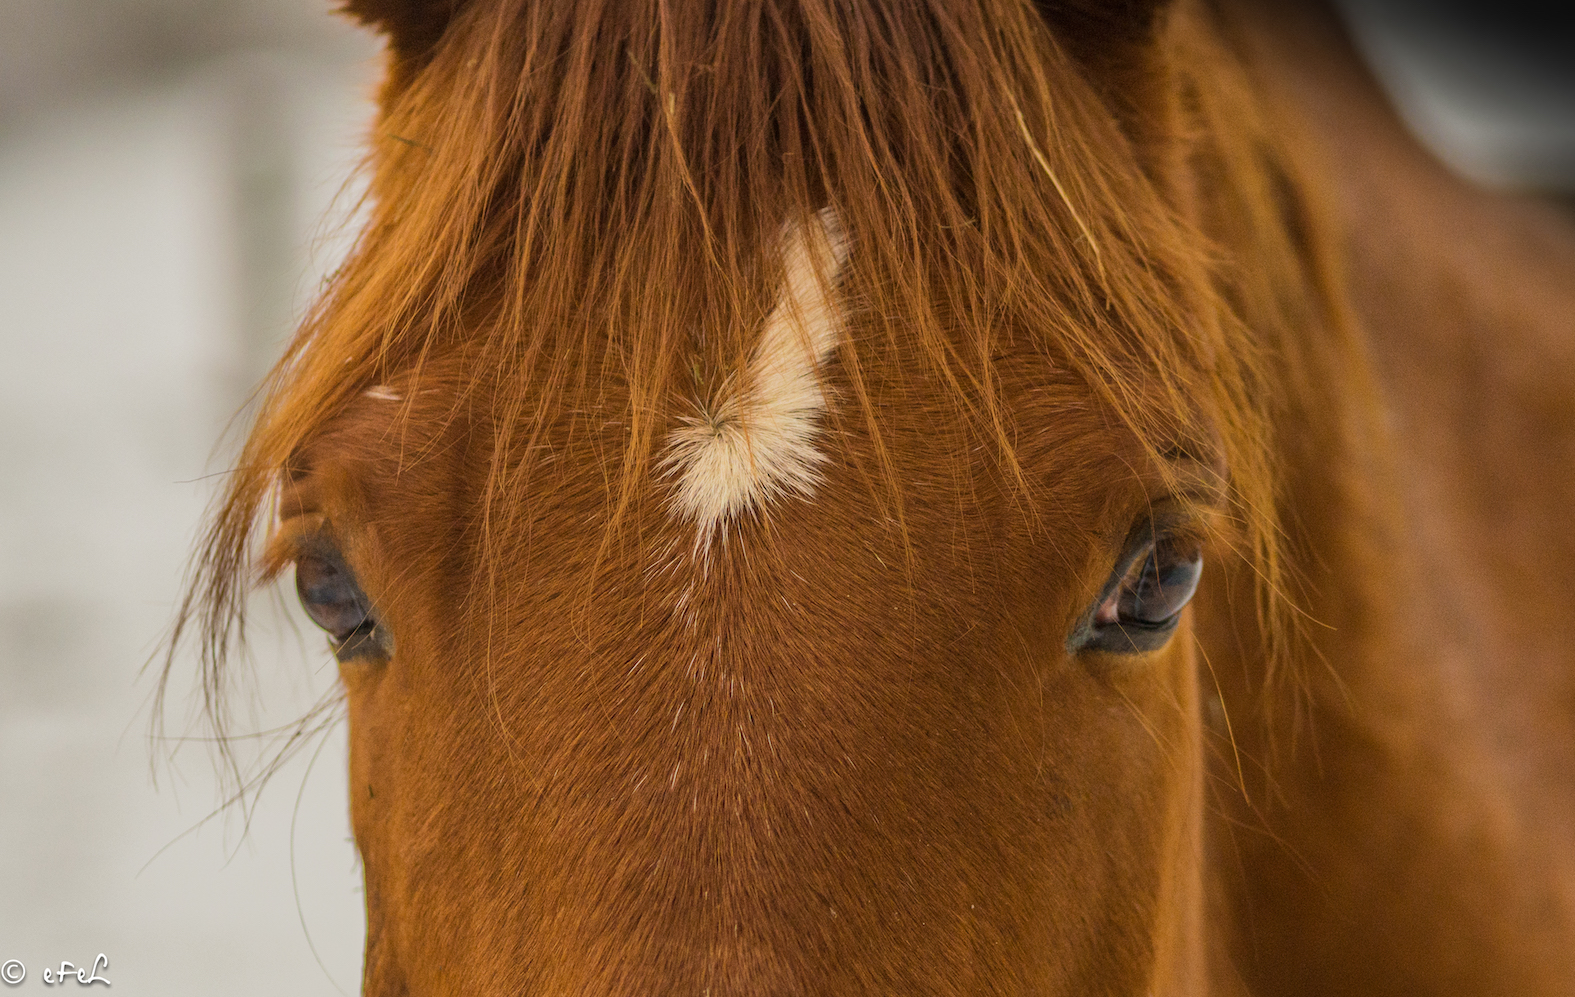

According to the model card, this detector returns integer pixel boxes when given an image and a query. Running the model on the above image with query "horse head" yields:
[168,0,1575,993]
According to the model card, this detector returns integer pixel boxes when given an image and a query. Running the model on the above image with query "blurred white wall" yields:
[0,3,1569,996]
[0,4,379,993]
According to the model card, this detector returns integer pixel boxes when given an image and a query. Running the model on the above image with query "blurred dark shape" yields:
[1336,0,1575,190]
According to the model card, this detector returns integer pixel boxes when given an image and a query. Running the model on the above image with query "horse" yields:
[165,0,1575,993]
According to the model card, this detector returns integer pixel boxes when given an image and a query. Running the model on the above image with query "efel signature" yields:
[0,954,111,987]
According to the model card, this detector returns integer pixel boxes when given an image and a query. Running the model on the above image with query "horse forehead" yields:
[334,350,1144,555]
[325,242,1160,573]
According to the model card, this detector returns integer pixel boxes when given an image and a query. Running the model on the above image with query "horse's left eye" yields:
[1072,538,1202,655]
[1102,541,1202,628]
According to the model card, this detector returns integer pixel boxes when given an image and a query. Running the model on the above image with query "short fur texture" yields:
[162,0,1575,994]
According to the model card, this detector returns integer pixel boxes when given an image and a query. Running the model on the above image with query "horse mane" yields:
[164,0,1312,787]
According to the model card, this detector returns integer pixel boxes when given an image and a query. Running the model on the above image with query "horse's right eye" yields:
[295,553,386,660]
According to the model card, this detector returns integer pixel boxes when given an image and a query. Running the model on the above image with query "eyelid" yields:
[1109,503,1210,567]
[259,513,332,583]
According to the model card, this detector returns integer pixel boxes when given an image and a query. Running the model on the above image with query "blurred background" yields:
[0,1,1571,994]
[0,1,376,993]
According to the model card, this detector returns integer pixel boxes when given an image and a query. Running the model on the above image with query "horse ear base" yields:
[1028,0,1181,163]
[1029,0,1175,47]
[1028,0,1177,85]
[339,0,461,65]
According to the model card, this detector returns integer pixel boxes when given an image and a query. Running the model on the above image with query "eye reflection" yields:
[1073,534,1203,656]
[1094,541,1203,630]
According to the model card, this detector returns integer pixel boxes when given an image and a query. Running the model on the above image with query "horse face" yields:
[273,327,1217,994]
[242,0,1229,990]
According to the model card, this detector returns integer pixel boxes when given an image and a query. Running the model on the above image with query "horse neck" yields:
[1179,3,1575,992]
